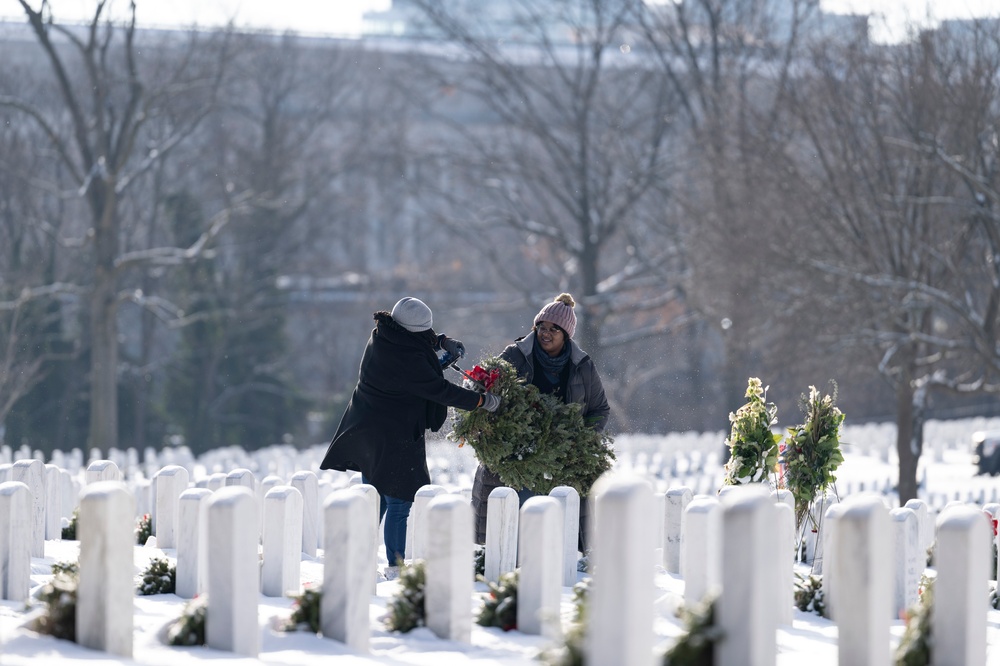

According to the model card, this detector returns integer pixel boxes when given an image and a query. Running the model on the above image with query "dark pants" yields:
[471,464,590,552]
[362,475,412,566]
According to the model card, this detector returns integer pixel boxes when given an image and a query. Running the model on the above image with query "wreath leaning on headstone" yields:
[783,381,845,531]
[448,356,615,496]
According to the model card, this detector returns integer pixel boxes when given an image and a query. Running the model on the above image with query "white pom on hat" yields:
[391,297,433,332]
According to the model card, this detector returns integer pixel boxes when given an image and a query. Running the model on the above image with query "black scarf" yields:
[533,340,570,385]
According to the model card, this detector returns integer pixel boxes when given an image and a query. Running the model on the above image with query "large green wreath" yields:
[447,356,615,496]
[722,377,781,487]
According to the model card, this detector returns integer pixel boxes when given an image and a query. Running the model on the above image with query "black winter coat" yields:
[320,312,483,500]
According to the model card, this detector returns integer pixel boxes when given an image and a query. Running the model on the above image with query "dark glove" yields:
[440,336,466,360]
[479,392,501,413]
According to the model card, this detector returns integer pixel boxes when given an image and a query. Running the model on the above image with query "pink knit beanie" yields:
[533,293,577,338]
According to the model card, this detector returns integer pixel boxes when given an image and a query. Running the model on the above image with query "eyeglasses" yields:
[536,325,563,336]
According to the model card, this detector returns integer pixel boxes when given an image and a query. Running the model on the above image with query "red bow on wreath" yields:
[466,365,501,392]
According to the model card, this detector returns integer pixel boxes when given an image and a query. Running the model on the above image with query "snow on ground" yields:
[2,425,1000,664]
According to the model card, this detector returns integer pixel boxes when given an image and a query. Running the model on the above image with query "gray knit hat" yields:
[391,297,433,332]
[534,293,577,338]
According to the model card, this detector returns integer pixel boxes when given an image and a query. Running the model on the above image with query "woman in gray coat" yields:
[470,293,610,550]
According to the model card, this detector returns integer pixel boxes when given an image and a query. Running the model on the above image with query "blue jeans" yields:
[363,475,412,566]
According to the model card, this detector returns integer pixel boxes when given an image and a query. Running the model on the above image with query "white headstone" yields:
[11,459,44,557]
[290,470,320,556]
[485,486,518,582]
[176,488,212,599]
[663,486,693,573]
[682,495,721,605]
[43,464,63,540]
[322,488,376,652]
[76,481,134,658]
[773,502,795,625]
[0,481,32,601]
[586,473,655,666]
[153,465,189,549]
[85,459,121,485]
[549,485,581,586]
[717,485,777,666]
[261,485,303,597]
[412,484,446,562]
[424,493,472,642]
[517,496,562,639]
[889,507,921,619]
[932,504,989,666]
[833,495,891,666]
[205,486,259,657]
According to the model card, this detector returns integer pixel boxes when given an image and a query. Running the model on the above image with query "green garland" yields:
[783,382,845,530]
[448,357,615,496]
[722,377,781,487]
[138,557,176,595]
[895,575,933,666]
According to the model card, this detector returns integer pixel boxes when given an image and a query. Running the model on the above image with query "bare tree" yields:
[1,1,233,451]
[786,21,1000,502]
[405,0,686,429]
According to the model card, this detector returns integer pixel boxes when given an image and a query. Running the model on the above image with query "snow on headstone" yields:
[663,486,692,573]
[832,495,891,666]
[933,504,989,666]
[586,473,655,666]
[322,488,376,652]
[352,483,381,568]
[153,465,189,549]
[261,485,303,597]
[412,484,446,562]
[290,470,319,556]
[0,481,31,601]
[485,486,518,582]
[682,495,721,606]
[717,485,777,666]
[176,487,212,599]
[11,459,44,557]
[889,507,920,619]
[821,502,848,620]
[517,496,562,639]
[76,481,134,658]
[205,486,259,657]
[424,493,473,642]
[549,485,580,586]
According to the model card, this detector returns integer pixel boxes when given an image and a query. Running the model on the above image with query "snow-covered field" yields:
[1,417,999,665]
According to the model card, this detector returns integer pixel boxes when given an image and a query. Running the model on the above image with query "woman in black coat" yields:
[320,297,499,569]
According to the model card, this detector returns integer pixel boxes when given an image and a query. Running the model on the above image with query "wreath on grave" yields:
[895,574,933,665]
[448,357,615,496]
[383,559,427,633]
[721,377,782,487]
[782,382,845,530]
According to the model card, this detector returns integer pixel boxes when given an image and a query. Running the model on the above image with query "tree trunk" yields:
[89,192,119,453]
[895,377,919,505]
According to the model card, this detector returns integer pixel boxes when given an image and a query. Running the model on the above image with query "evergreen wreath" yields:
[448,357,615,496]
[135,513,152,545]
[895,575,933,666]
[477,570,518,631]
[540,578,589,666]
[383,559,427,633]
[793,572,827,617]
[783,381,845,531]
[61,509,78,540]
[138,557,176,595]
[26,564,79,641]
[722,377,781,487]
[662,595,721,666]
[283,583,322,633]
[167,595,207,646]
